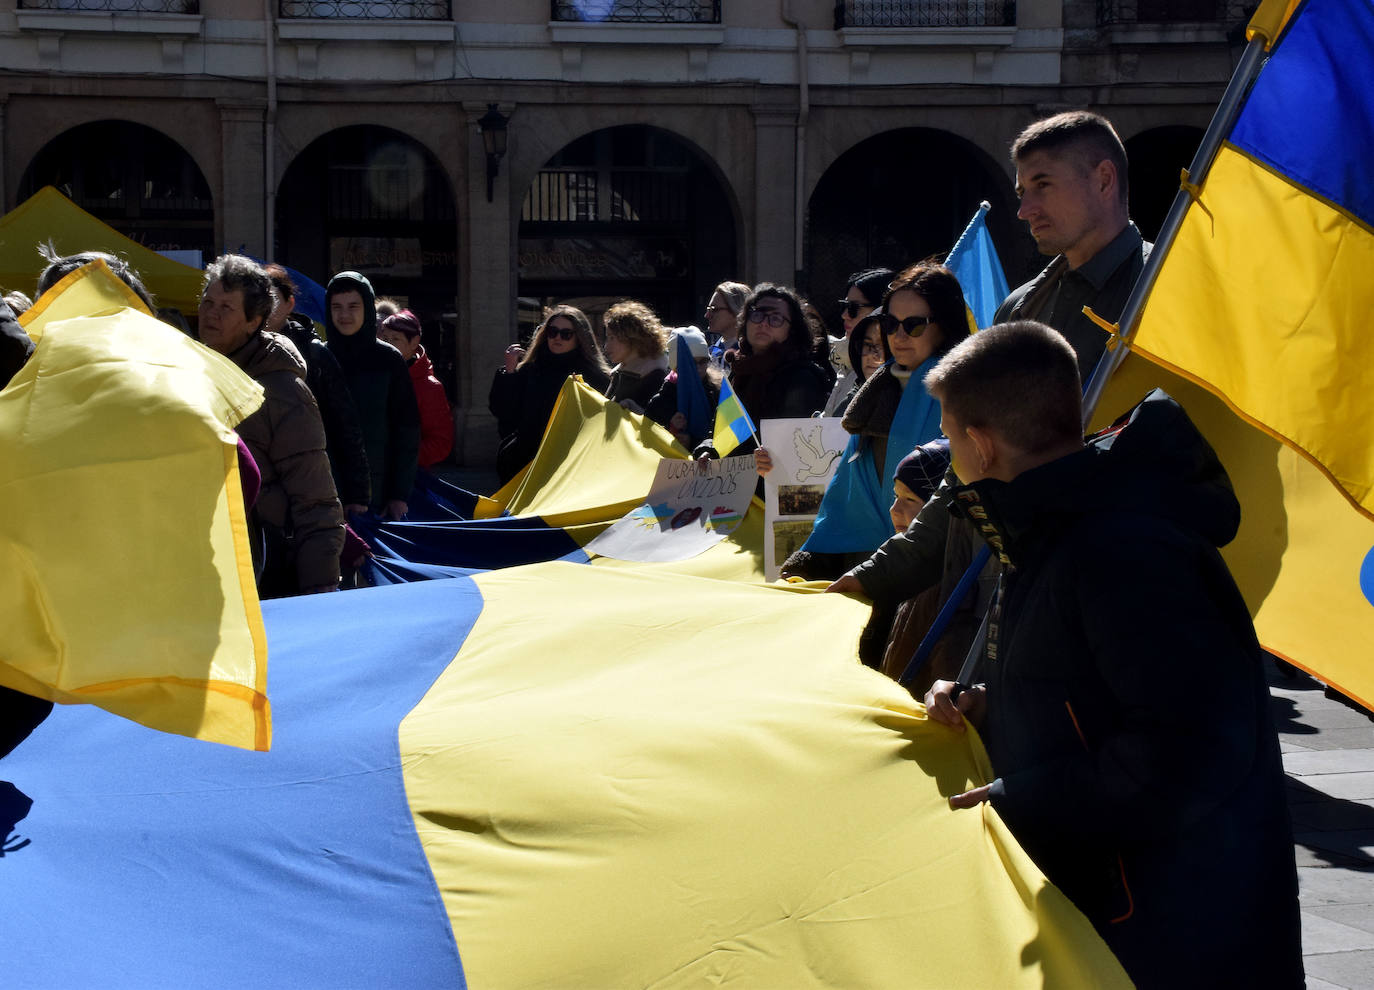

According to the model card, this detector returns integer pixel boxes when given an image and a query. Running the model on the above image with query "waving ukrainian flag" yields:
[1095,0,1374,710]
[712,375,757,457]
[1,564,1129,988]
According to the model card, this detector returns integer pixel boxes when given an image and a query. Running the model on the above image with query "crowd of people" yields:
[0,108,1305,986]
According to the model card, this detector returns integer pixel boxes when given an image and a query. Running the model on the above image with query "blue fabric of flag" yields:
[802,357,943,554]
[1229,0,1374,225]
[0,579,477,988]
[676,333,711,441]
[944,202,1010,330]
[352,513,589,573]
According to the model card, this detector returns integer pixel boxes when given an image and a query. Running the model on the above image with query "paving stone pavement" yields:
[1270,663,1374,989]
[437,463,1374,987]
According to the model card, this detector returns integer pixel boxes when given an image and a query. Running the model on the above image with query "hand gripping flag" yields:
[1,260,271,749]
[712,375,757,457]
[1088,0,1374,709]
[945,200,1010,332]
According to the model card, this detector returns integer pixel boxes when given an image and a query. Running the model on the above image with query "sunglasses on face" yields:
[837,299,870,319]
[747,309,789,328]
[546,325,577,340]
[879,313,934,337]
[860,341,884,357]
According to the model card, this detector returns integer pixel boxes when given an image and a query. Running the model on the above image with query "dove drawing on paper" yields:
[792,424,842,483]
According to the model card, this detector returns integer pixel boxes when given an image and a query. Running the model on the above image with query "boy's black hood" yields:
[949,388,1241,568]
[324,271,377,347]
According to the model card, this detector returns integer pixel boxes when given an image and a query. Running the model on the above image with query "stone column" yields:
[456,100,515,467]
[216,100,267,260]
[750,107,798,285]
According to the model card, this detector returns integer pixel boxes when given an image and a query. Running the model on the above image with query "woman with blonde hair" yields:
[489,304,611,482]
[602,300,670,413]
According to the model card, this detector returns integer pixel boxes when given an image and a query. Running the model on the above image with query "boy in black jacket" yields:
[923,321,1302,989]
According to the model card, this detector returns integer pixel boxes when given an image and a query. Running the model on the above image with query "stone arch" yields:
[18,119,215,259]
[805,126,1032,330]
[515,122,742,331]
[1124,124,1206,241]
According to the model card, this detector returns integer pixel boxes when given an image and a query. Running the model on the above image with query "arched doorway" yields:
[516,125,738,336]
[276,125,459,393]
[806,128,1033,335]
[1125,125,1205,241]
[19,120,214,263]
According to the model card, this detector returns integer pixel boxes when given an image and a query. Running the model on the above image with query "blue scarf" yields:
[801,357,942,555]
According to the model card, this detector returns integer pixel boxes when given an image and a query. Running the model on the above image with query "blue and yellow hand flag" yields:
[2,564,1129,988]
[675,331,711,441]
[1098,0,1374,709]
[946,200,1010,331]
[712,375,757,457]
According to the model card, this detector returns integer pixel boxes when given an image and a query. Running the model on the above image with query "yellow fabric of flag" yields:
[0,265,271,750]
[1131,146,1374,517]
[501,376,686,525]
[19,249,157,342]
[1094,354,1374,711]
[402,563,1130,989]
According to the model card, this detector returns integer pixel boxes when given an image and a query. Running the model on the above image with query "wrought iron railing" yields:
[279,1,450,17]
[835,0,1015,27]
[1097,0,1250,23]
[523,170,599,223]
[19,0,198,11]
[551,0,720,23]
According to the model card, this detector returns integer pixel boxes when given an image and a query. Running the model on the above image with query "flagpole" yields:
[1080,0,1292,425]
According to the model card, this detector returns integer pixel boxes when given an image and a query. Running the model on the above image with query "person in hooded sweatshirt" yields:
[199,255,345,597]
[920,322,1302,990]
[324,271,420,521]
[378,309,453,468]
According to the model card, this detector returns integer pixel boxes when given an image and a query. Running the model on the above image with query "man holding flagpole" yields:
[830,111,1149,609]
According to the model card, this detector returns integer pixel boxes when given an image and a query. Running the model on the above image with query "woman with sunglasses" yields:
[824,267,896,416]
[780,263,970,584]
[699,283,829,459]
[489,304,612,483]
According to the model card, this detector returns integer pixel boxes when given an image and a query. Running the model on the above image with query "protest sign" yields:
[585,455,756,562]
[761,418,848,580]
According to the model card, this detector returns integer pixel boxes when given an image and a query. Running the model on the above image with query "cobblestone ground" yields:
[1271,664,1374,990]
[437,462,1374,987]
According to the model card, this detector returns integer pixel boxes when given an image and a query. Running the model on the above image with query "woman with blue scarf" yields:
[780,264,969,581]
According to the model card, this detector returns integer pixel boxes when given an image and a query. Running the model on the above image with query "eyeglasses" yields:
[860,341,884,357]
[546,325,577,341]
[747,309,790,328]
[879,313,934,337]
[704,305,731,314]
[837,299,870,319]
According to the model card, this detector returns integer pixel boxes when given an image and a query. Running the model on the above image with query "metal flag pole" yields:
[1079,0,1294,426]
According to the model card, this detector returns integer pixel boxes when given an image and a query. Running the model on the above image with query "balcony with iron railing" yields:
[1097,0,1251,25]
[18,1,198,10]
[279,1,450,17]
[834,0,1016,28]
[550,0,720,22]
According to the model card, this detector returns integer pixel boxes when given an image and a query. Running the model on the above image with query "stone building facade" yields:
[0,0,1245,464]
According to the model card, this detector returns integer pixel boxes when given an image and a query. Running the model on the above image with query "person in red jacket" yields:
[378,309,453,468]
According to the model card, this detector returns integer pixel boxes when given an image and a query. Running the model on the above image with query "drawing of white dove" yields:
[792,425,842,482]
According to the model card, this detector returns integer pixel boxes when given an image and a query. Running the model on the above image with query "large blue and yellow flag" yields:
[1098,0,1374,709]
[946,200,1010,331]
[1127,0,1374,517]
[712,375,757,457]
[1,564,1129,988]
[1,261,271,749]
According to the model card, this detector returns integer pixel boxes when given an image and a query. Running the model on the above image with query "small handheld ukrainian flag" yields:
[946,200,1009,332]
[712,376,757,457]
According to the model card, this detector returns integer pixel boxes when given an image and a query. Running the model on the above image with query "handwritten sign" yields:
[586,455,757,563]
[761,418,848,580]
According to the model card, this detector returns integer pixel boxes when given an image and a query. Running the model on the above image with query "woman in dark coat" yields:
[489,305,611,483]
[699,283,829,459]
